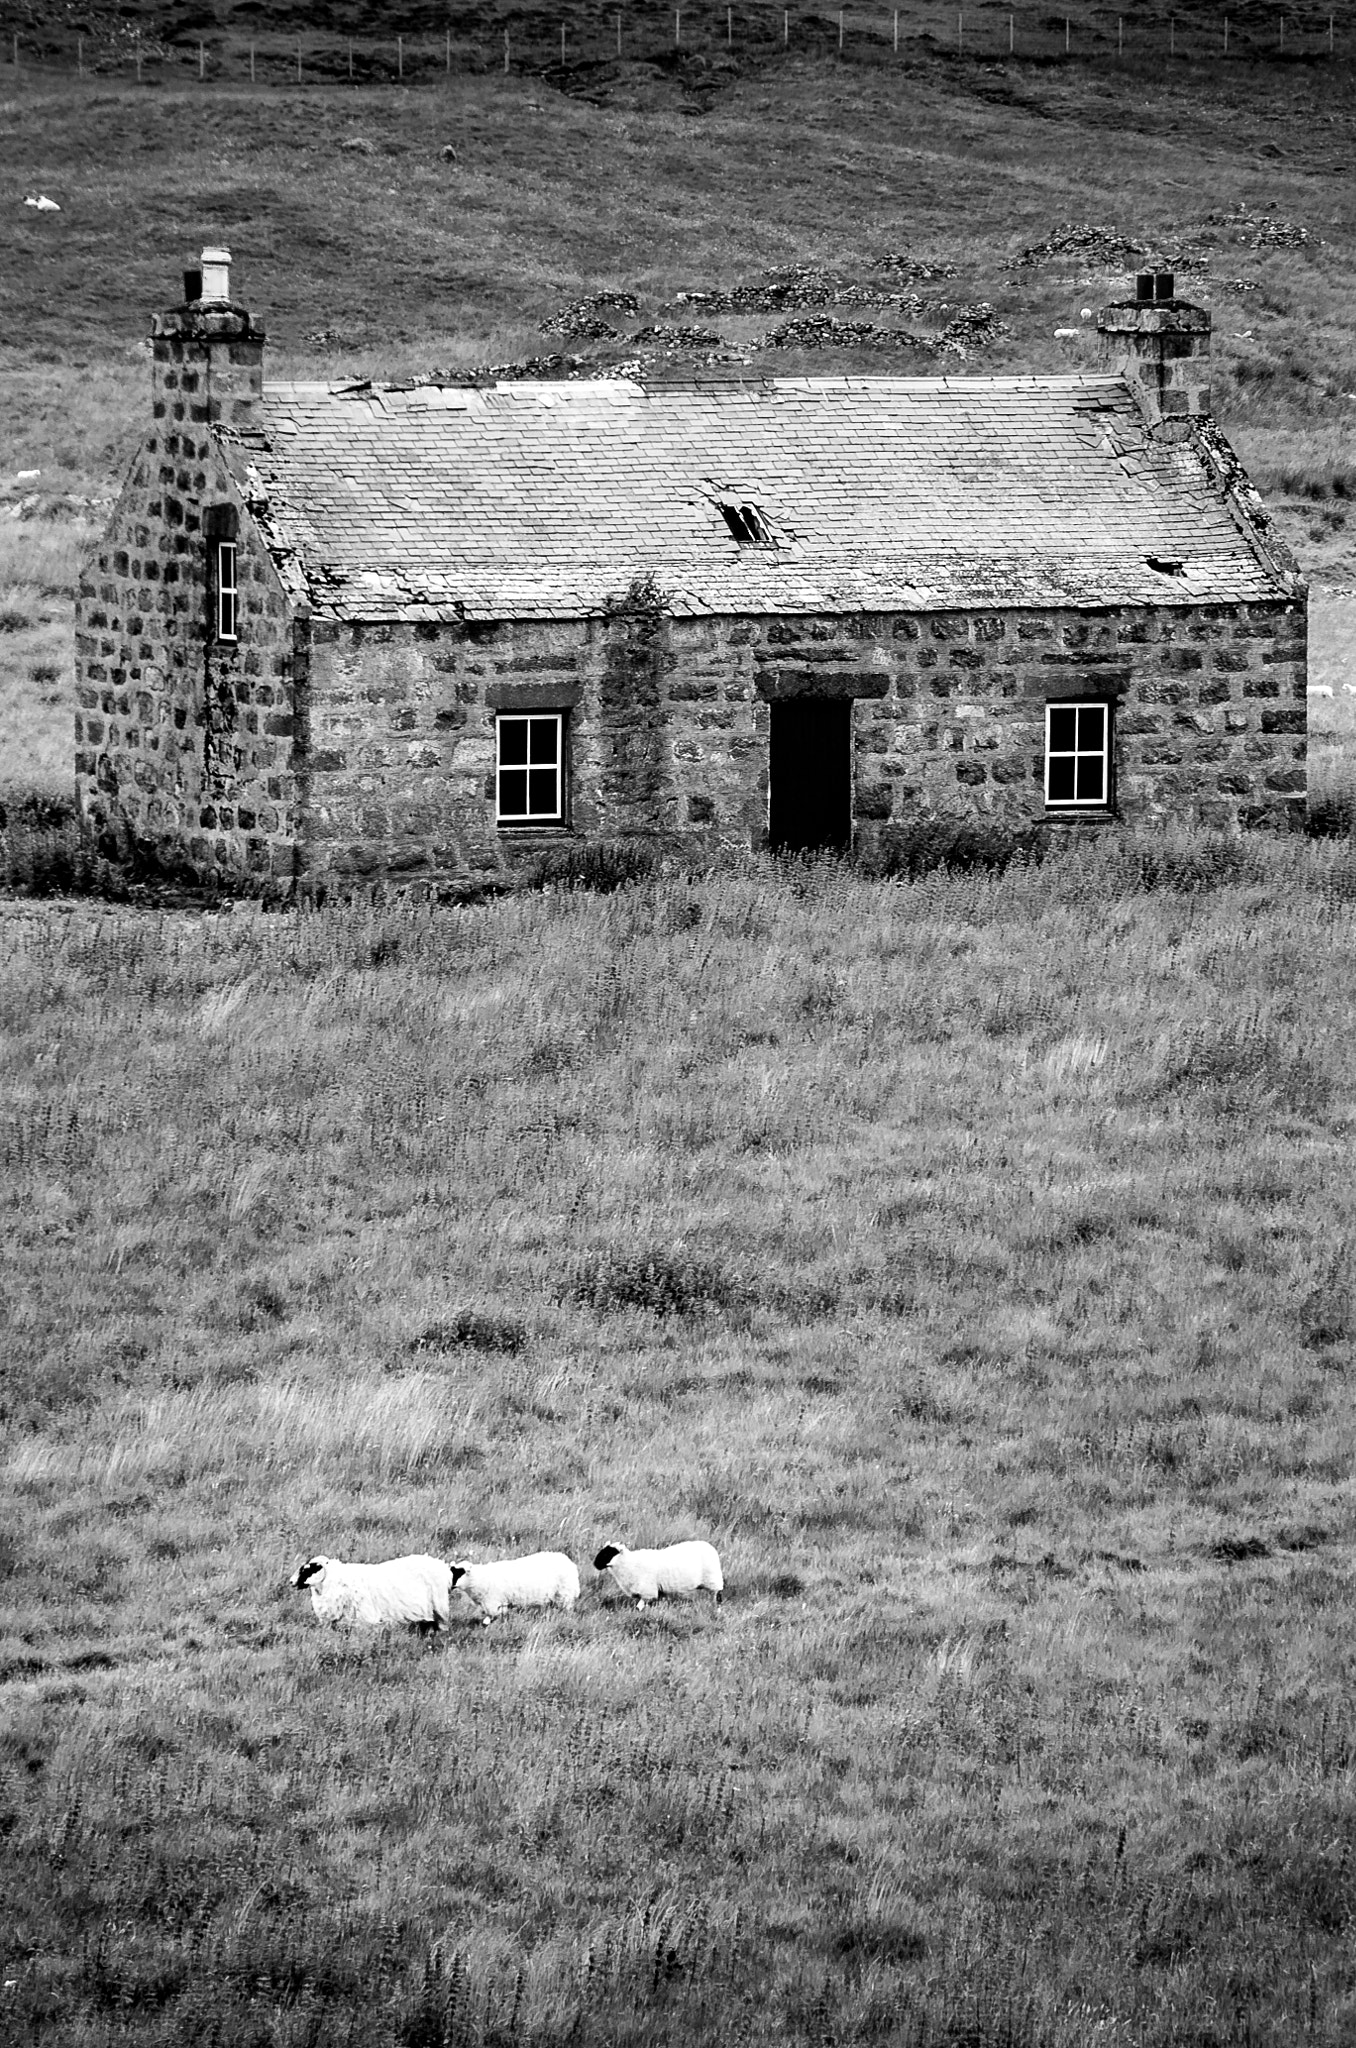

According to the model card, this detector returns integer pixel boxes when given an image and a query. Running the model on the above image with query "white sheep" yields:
[1307,684,1335,697]
[291,1553,454,1635]
[448,1551,580,1625]
[592,1540,724,1610]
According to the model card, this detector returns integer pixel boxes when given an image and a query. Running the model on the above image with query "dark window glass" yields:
[499,769,529,815]
[529,722,557,765]
[1076,754,1105,801]
[1077,705,1105,749]
[499,720,528,767]
[1047,755,1077,804]
[1048,706,1078,753]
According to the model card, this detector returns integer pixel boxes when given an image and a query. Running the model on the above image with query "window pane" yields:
[1047,756,1077,803]
[499,769,528,816]
[1077,705,1105,750]
[499,719,528,767]
[1048,706,1077,753]
[528,768,558,816]
[1076,755,1106,802]
[528,719,559,766]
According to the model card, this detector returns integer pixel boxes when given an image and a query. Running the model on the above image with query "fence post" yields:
[676,8,681,45]
[135,32,142,80]
[1279,15,1284,47]
[78,33,83,71]
[446,27,451,71]
[1009,12,1014,52]
[398,34,404,78]
[1223,16,1229,52]
[958,10,963,55]
[348,41,353,79]
[728,6,732,46]
[1330,13,1335,52]
[894,8,899,49]
[251,42,256,81]
[617,10,623,55]
[1117,14,1122,56]
[199,41,205,80]
[783,9,789,44]
[1065,16,1070,53]
[1169,17,1174,55]
[504,28,510,70]
[12,32,17,72]
[838,8,843,52]
[560,22,566,63]
[296,36,301,81]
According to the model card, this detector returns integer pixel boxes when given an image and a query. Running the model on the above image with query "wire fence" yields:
[1,4,1352,82]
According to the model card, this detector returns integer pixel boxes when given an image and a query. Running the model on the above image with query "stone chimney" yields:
[150,246,266,436]
[1097,271,1210,438]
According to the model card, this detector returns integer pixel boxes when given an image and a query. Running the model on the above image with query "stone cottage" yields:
[75,251,1306,895]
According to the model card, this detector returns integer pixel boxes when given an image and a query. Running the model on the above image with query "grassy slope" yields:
[3,845,1356,2044]
[2,48,1356,793]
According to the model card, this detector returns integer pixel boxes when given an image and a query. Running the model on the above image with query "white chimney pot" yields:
[200,247,232,302]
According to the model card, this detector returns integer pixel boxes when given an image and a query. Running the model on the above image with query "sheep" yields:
[1307,684,1335,697]
[291,1553,455,1635]
[592,1540,723,1611]
[448,1551,580,1625]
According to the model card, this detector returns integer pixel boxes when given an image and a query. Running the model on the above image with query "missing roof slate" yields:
[719,501,776,546]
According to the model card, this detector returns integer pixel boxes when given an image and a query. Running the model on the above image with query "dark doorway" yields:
[769,699,852,853]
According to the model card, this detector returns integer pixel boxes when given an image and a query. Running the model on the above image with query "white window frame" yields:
[496,711,565,826]
[216,539,238,643]
[1045,700,1110,809]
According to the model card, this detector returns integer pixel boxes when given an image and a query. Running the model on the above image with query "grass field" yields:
[3,841,1356,2043]
[4,24,1356,2047]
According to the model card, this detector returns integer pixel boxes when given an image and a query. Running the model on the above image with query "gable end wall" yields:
[74,430,297,890]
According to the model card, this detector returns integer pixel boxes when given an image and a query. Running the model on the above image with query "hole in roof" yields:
[1146,553,1186,576]
[720,502,775,547]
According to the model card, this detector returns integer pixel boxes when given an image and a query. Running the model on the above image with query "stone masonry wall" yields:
[298,592,1304,890]
[74,431,298,890]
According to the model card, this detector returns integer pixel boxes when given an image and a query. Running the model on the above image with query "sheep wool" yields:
[449,1551,581,1625]
[592,1540,724,1610]
[291,1554,455,1634]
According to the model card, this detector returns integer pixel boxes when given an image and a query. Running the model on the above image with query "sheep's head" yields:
[292,1556,328,1590]
[448,1561,472,1589]
[593,1544,623,1572]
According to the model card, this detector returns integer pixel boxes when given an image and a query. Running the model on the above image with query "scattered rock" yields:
[675,264,902,313]
[339,136,374,155]
[1209,204,1312,248]
[872,251,959,283]
[540,290,639,338]
[439,143,458,162]
[629,323,723,350]
[23,193,60,212]
[1016,221,1147,268]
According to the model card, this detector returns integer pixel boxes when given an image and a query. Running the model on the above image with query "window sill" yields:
[1044,806,1116,824]
[496,821,573,837]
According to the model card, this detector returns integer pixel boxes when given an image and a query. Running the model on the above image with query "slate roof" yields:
[222,374,1291,622]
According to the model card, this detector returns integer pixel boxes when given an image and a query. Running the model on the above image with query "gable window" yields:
[205,503,240,645]
[215,540,238,642]
[497,712,565,825]
[1045,701,1111,809]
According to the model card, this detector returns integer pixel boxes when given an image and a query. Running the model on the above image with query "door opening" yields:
[769,699,852,853]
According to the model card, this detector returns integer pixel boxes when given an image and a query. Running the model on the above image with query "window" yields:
[496,712,565,825]
[1045,702,1110,809]
[215,540,238,643]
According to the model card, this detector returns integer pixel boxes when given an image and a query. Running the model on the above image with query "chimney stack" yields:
[1097,271,1210,438]
[151,245,265,438]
